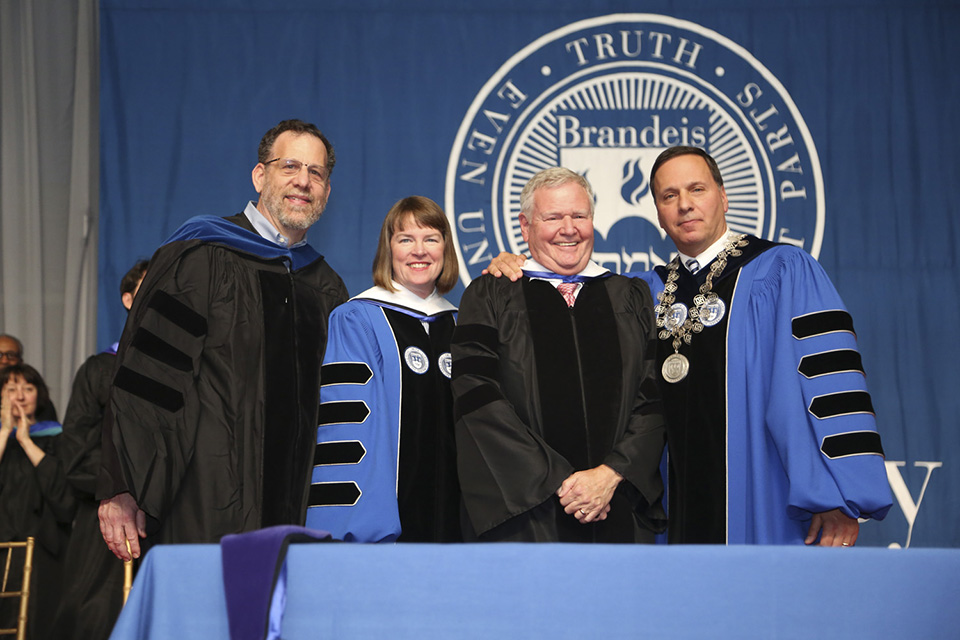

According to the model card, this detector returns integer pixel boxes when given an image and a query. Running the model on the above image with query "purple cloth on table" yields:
[220,525,333,640]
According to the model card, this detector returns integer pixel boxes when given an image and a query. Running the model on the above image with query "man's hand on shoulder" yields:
[482,252,526,281]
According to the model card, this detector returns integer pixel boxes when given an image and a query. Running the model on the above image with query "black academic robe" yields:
[0,427,72,640]
[98,213,347,550]
[51,352,124,640]
[451,274,666,542]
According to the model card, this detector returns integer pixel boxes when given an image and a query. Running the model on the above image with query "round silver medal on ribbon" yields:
[662,352,690,383]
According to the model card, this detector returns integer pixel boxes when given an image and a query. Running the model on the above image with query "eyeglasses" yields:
[263,158,330,184]
[0,351,21,362]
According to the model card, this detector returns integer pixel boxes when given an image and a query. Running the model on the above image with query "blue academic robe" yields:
[306,286,460,542]
[635,237,892,544]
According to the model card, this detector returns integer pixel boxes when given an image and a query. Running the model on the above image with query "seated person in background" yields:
[0,364,72,639]
[0,334,58,421]
[51,259,148,640]
[0,334,24,367]
[451,167,666,542]
[306,196,461,542]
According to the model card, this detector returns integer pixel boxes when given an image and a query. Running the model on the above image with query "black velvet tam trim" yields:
[147,290,208,337]
[808,391,875,419]
[317,400,370,426]
[452,354,499,380]
[452,323,499,350]
[792,310,855,340]
[131,328,193,372]
[321,362,373,386]
[308,482,361,507]
[798,349,865,378]
[454,385,502,421]
[821,431,885,458]
[314,441,366,466]
[114,365,184,412]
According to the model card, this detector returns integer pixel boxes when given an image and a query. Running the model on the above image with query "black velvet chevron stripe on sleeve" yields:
[798,349,865,378]
[452,323,499,349]
[131,328,193,372]
[453,384,503,420]
[309,481,361,507]
[452,354,499,379]
[314,441,366,466]
[147,290,208,337]
[808,390,875,419]
[791,310,855,340]
[317,401,370,426]
[821,431,885,458]
[320,362,373,386]
[113,365,184,412]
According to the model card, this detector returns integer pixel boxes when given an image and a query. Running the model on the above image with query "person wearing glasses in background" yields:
[0,334,24,368]
[98,119,348,562]
[0,334,59,422]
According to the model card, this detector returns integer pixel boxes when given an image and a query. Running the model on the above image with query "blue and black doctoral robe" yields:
[306,285,461,542]
[637,236,892,544]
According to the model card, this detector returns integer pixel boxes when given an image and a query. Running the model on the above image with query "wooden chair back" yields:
[0,537,35,640]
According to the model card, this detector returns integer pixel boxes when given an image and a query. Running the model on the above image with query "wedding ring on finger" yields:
[579,508,587,515]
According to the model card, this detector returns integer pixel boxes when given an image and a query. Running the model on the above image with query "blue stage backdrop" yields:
[100,0,959,548]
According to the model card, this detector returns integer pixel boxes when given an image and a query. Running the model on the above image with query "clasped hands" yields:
[1,396,38,452]
[557,464,622,524]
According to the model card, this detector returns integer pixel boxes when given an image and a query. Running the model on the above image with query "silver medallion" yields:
[662,352,690,383]
[438,352,453,379]
[403,346,429,374]
[664,302,688,331]
[699,297,726,327]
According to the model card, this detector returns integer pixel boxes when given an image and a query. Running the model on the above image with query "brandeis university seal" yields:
[446,14,824,284]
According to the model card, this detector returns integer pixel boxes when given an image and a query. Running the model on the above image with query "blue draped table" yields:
[110,543,959,639]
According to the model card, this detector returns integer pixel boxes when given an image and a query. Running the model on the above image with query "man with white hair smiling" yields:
[451,167,666,543]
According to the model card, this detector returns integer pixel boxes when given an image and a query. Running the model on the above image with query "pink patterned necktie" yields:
[557,282,578,307]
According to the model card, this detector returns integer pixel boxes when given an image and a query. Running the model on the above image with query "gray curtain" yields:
[0,0,99,412]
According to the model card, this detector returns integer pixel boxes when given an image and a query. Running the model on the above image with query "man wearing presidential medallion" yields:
[452,167,666,542]
[486,147,892,546]
[640,146,891,545]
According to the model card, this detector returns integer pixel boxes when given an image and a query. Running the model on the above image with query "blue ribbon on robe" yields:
[165,216,323,272]
[520,269,611,284]
[4,420,62,439]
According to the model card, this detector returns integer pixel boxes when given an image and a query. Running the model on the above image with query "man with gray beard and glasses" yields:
[98,119,347,561]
